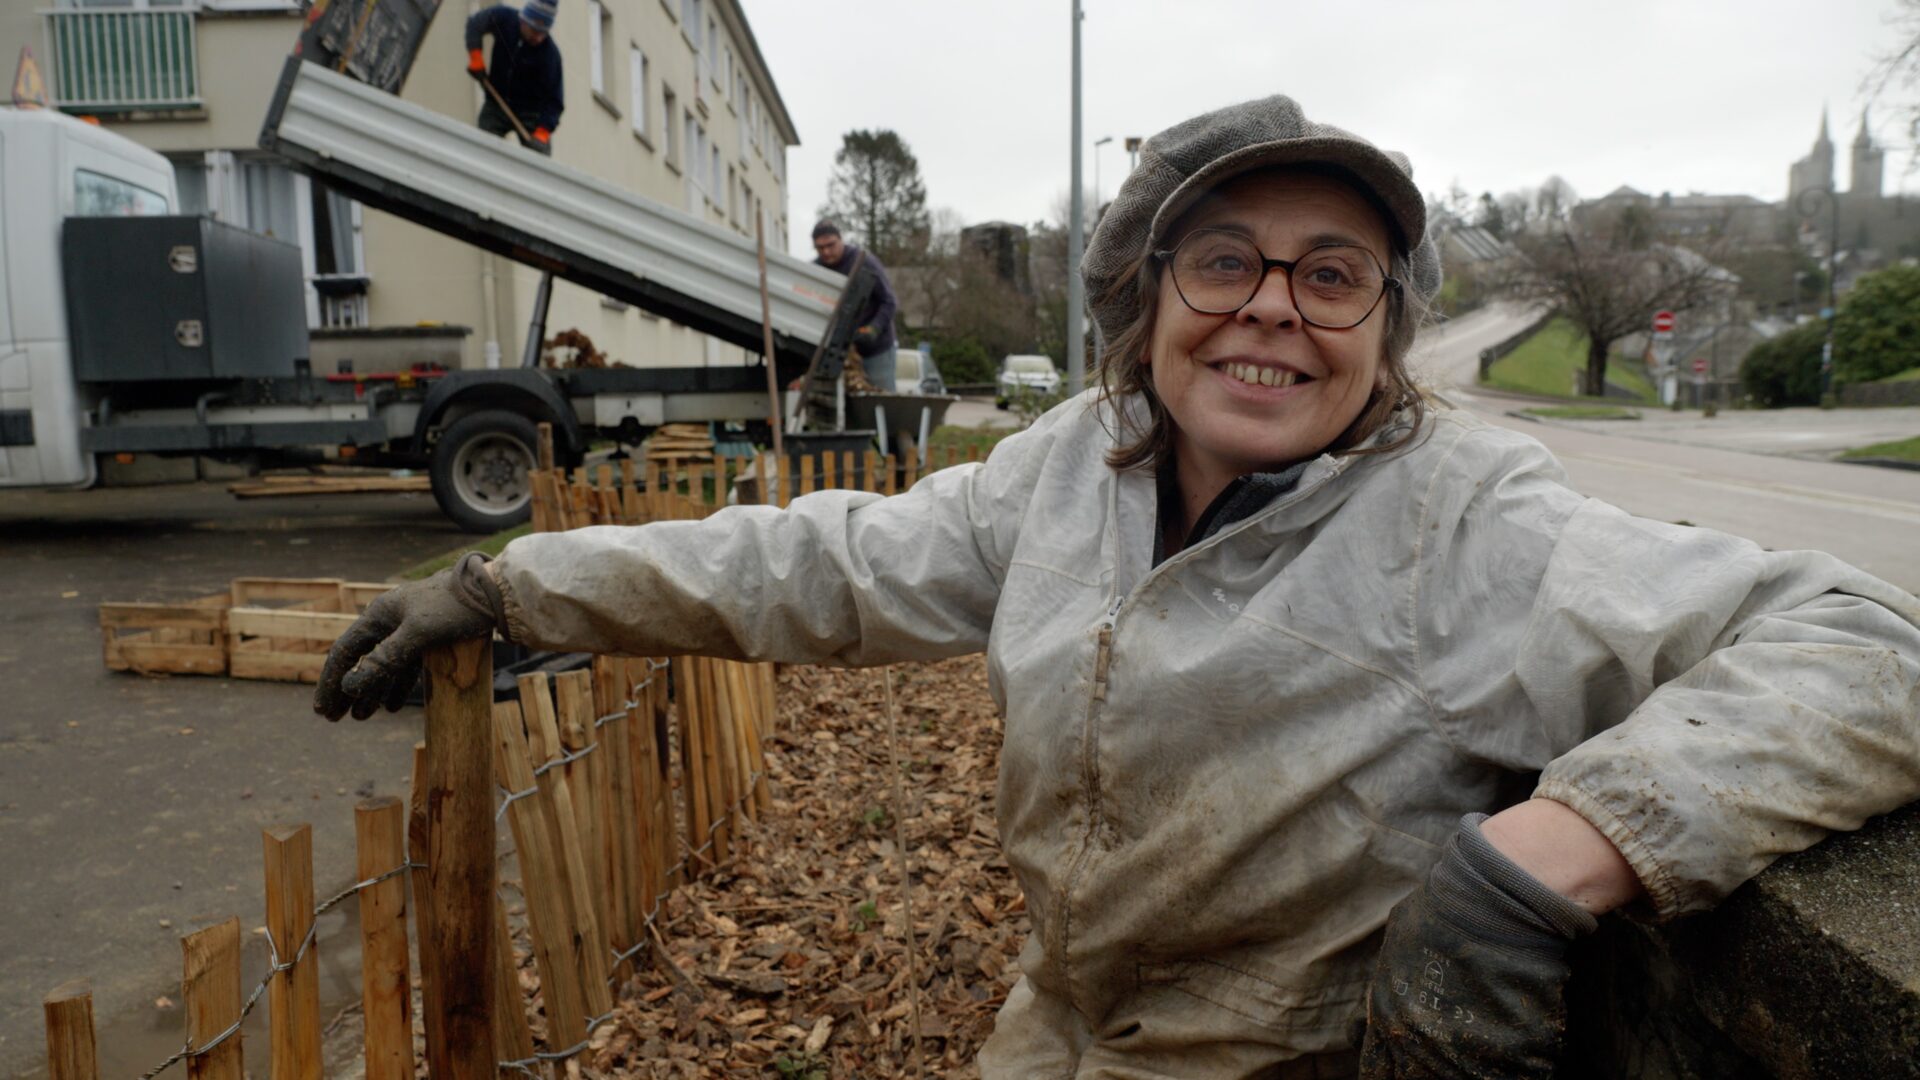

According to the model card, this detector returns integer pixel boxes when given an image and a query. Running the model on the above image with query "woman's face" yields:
[1147,170,1394,477]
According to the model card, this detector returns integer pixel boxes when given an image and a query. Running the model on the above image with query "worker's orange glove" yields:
[533,126,551,144]
[466,48,486,78]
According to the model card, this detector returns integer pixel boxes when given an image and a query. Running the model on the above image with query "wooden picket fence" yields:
[42,643,778,1079]
[42,423,976,1079]
[528,423,983,532]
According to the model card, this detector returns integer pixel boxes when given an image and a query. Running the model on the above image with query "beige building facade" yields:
[4,0,798,372]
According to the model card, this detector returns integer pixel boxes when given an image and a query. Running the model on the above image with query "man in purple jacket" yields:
[811,220,900,390]
[465,0,563,155]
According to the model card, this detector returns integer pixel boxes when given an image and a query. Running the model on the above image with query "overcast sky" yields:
[743,0,1912,258]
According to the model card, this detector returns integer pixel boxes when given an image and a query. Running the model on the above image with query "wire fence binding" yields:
[133,856,413,1080]
[128,663,764,1080]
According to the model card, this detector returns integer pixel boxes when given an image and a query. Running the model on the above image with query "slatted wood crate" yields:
[100,594,231,676]
[100,578,392,682]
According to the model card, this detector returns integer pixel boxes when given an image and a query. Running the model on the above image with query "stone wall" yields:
[1838,380,1920,407]
[1564,802,1920,1078]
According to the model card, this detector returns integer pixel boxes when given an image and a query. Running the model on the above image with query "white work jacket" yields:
[494,393,1920,1063]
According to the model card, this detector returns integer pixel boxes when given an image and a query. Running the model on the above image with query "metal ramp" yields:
[258,57,844,379]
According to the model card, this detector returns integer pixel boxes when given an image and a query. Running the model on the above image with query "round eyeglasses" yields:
[1153,229,1400,330]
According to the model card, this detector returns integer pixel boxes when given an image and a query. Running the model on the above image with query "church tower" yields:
[1789,108,1836,201]
[1852,110,1884,197]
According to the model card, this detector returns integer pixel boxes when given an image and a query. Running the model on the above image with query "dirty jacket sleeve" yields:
[489,416,1058,665]
[1415,423,1920,919]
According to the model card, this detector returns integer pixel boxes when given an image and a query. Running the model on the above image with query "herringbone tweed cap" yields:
[1083,94,1442,349]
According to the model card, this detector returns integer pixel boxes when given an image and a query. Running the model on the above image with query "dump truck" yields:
[0,39,903,532]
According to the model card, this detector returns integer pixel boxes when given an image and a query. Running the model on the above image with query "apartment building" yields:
[3,0,798,371]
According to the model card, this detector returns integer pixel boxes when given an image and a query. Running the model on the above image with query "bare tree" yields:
[1867,0,1920,168]
[1512,224,1738,396]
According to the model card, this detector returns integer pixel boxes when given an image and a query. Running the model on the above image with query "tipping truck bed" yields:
[257,56,844,377]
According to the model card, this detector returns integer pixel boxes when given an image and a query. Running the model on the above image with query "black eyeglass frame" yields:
[1151,230,1403,330]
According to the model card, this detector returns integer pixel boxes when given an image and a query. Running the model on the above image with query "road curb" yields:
[1837,456,1920,473]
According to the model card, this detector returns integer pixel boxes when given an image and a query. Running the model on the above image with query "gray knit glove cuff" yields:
[1433,812,1598,946]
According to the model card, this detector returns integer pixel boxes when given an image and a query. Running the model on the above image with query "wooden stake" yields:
[673,657,712,872]
[800,454,817,498]
[821,449,838,492]
[181,921,244,1080]
[592,657,641,975]
[756,214,787,462]
[517,672,615,1018]
[554,670,611,960]
[405,743,439,1047]
[43,978,100,1080]
[537,422,555,472]
[883,454,899,497]
[708,659,745,841]
[422,639,495,1079]
[354,798,413,1080]
[263,824,322,1080]
[620,457,640,524]
[490,897,537,1067]
[491,700,590,1051]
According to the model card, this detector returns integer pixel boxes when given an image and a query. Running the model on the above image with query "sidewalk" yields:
[1456,389,1920,461]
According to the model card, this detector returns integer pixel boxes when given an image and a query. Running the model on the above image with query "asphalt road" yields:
[1415,304,1920,595]
[0,484,463,1077]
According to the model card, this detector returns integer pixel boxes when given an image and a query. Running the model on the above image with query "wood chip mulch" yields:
[506,655,1025,1079]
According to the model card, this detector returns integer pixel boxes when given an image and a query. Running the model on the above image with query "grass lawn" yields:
[1876,366,1920,383]
[400,522,533,581]
[928,423,1019,460]
[1522,405,1642,420]
[1484,318,1657,402]
[1840,435,1920,462]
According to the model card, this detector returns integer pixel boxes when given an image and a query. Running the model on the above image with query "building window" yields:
[722,44,733,105]
[587,0,611,98]
[706,15,719,88]
[628,46,648,142]
[710,142,721,212]
[662,85,679,169]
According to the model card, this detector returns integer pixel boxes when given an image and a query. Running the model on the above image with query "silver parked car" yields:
[996,354,1063,408]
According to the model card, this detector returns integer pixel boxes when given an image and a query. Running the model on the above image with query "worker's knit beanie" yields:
[520,0,558,31]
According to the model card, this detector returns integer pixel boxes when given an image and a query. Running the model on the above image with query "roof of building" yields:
[716,0,800,146]
[1441,224,1518,262]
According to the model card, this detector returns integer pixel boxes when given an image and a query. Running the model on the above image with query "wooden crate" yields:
[100,593,230,676]
[101,578,393,683]
[226,578,388,684]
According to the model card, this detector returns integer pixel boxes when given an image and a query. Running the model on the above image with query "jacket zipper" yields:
[1091,596,1121,702]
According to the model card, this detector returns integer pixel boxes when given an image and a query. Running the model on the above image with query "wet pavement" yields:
[0,483,462,1078]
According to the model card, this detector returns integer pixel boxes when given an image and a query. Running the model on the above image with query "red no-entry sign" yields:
[1653,310,1676,334]
[1692,357,1708,374]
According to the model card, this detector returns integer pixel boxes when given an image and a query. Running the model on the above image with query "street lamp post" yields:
[1794,185,1841,404]
[1066,0,1086,397]
[1094,135,1114,214]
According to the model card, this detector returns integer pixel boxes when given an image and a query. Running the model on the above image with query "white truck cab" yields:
[0,107,179,488]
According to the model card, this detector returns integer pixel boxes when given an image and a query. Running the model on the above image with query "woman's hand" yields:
[312,553,507,721]
[1357,812,1599,1079]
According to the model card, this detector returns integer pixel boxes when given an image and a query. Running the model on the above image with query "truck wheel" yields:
[431,410,539,533]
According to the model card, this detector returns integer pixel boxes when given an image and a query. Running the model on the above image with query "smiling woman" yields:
[312,94,1920,1080]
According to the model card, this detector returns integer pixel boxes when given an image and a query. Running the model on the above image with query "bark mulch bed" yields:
[505,655,1024,1079]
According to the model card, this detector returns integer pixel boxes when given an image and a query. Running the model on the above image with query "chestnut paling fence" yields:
[43,426,982,1079]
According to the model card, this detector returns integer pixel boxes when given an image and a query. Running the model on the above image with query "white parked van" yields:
[1,107,180,488]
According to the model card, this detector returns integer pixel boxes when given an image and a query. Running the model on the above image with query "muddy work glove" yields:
[1359,813,1597,1080]
[313,552,507,721]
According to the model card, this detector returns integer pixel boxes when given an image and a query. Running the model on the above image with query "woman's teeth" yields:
[1223,363,1300,388]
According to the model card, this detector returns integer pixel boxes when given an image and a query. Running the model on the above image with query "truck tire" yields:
[431,410,539,533]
